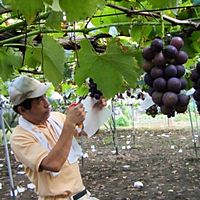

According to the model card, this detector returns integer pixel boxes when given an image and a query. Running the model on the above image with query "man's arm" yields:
[39,103,85,172]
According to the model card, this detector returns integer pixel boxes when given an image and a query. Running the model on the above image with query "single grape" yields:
[160,104,175,116]
[150,67,164,79]
[150,38,163,52]
[151,91,163,106]
[142,61,153,72]
[176,65,185,77]
[170,36,184,50]
[153,77,167,92]
[167,77,182,93]
[174,104,188,113]
[142,47,155,61]
[176,93,190,107]
[153,52,166,67]
[190,69,200,83]
[164,64,177,79]
[175,50,188,64]
[180,77,187,90]
[163,45,178,59]
[144,73,154,87]
[162,91,178,107]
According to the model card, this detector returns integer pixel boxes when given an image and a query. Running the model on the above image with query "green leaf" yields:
[75,84,88,97]
[75,39,141,99]
[130,25,152,44]
[191,31,200,53]
[25,46,42,68]
[43,0,53,5]
[46,11,63,30]
[11,0,44,24]
[59,0,105,22]
[0,48,22,81]
[25,35,66,87]
[42,35,65,87]
[147,0,178,9]
[91,6,113,33]
[2,0,12,5]
[0,78,9,96]
[183,36,199,58]
[92,6,131,34]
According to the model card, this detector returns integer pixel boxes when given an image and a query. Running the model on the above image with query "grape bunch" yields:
[190,62,200,114]
[126,89,134,98]
[88,78,103,100]
[146,104,158,118]
[142,36,190,118]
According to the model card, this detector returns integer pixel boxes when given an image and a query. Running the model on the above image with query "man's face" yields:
[22,95,51,124]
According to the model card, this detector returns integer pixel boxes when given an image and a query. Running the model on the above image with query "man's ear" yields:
[17,106,26,114]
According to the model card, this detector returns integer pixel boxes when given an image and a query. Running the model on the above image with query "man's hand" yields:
[66,103,86,127]
[93,97,107,109]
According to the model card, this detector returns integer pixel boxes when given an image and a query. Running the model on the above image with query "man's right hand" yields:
[65,103,86,127]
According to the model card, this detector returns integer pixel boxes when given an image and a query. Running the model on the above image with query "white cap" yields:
[8,76,51,105]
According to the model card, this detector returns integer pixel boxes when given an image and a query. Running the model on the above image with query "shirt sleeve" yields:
[10,128,49,172]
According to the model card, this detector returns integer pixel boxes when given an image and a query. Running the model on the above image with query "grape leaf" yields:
[147,0,178,9]
[191,31,200,53]
[2,0,11,5]
[42,35,65,87]
[75,39,141,99]
[92,5,131,34]
[59,0,105,22]
[91,7,114,33]
[130,24,152,44]
[45,11,63,30]
[25,35,66,87]
[11,0,43,24]
[43,0,53,5]
[25,46,42,68]
[0,78,9,96]
[76,85,88,97]
[0,48,22,81]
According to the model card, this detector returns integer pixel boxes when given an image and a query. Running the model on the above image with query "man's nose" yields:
[42,96,50,107]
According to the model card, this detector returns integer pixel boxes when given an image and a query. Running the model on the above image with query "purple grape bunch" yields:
[190,62,200,114]
[142,36,190,118]
[88,78,103,100]
[146,104,158,118]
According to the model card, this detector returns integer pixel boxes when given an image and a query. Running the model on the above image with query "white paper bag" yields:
[81,96,112,137]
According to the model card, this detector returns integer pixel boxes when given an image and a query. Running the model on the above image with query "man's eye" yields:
[35,96,43,102]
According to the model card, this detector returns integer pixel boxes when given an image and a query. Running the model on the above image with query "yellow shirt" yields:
[10,112,85,199]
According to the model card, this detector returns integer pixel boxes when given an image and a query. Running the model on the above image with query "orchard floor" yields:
[1,126,200,200]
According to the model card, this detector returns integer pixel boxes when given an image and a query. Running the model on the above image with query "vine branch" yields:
[106,3,200,28]
[0,21,170,46]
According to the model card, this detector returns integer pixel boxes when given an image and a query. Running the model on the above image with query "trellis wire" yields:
[129,103,136,147]
[188,99,198,158]
[108,99,119,155]
[0,105,16,200]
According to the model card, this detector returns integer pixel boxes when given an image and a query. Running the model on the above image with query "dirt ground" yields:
[1,126,200,200]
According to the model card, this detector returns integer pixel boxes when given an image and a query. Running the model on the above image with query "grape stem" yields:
[160,12,165,40]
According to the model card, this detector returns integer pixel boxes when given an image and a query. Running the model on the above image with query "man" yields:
[8,76,106,200]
